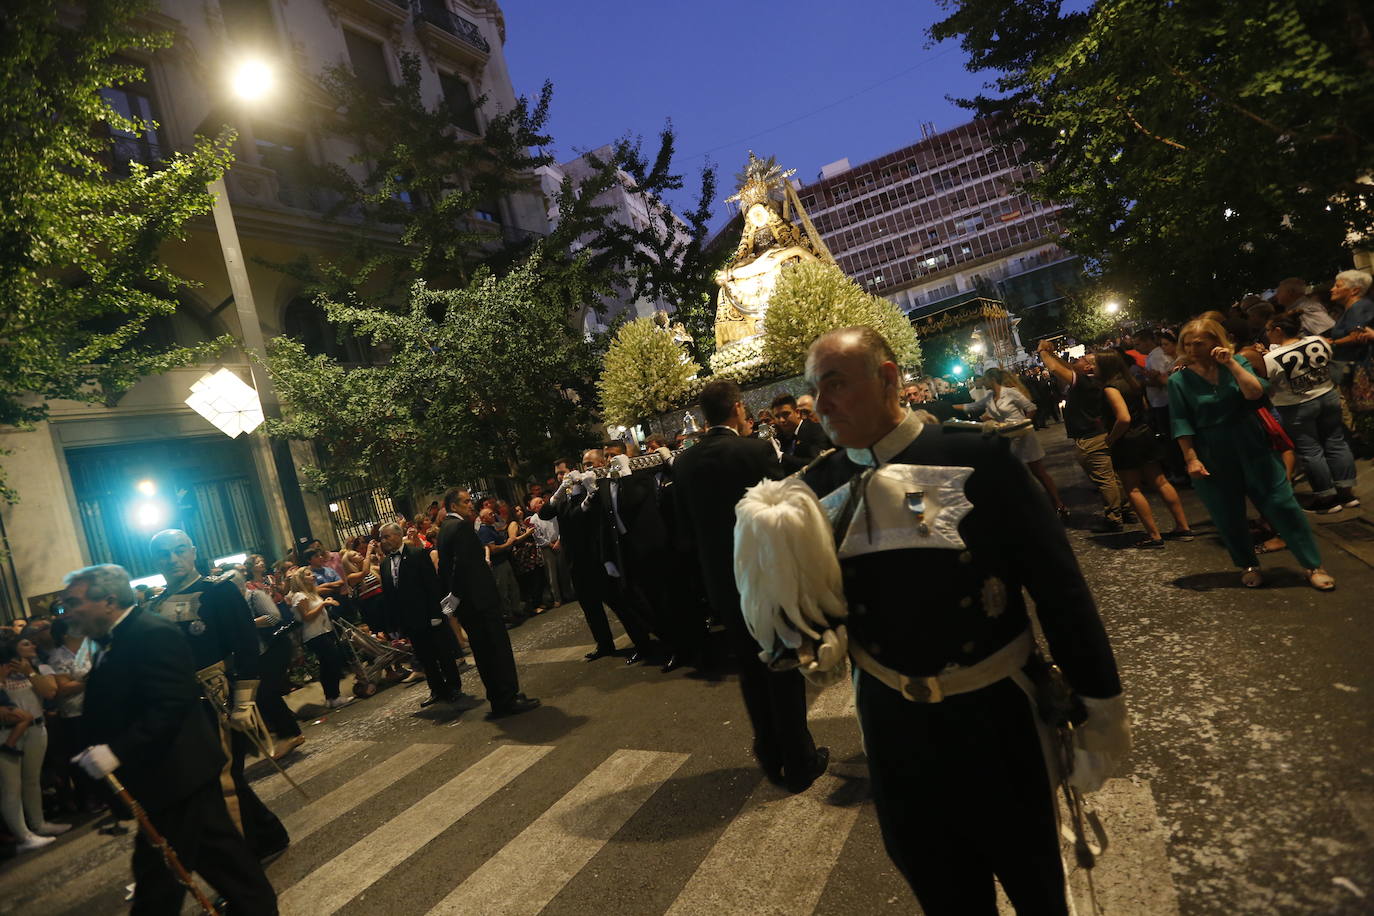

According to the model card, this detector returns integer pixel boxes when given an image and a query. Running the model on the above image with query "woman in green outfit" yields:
[1168,318,1336,591]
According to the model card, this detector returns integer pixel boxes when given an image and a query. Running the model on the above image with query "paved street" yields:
[2,430,1371,916]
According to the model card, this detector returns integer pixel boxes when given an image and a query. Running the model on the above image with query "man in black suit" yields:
[64,564,277,915]
[539,458,623,660]
[771,393,832,471]
[376,523,465,707]
[435,490,540,718]
[673,380,828,792]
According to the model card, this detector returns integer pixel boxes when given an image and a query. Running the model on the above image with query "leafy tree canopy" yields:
[762,261,922,376]
[930,0,1374,320]
[0,0,235,502]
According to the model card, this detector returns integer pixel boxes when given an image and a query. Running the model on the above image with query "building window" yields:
[254,124,317,209]
[474,198,502,223]
[100,63,163,176]
[220,0,280,53]
[344,29,391,91]
[438,72,480,134]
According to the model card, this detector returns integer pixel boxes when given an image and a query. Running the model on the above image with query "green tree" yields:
[762,261,922,375]
[597,317,703,427]
[0,1,236,502]
[930,0,1374,319]
[264,259,599,494]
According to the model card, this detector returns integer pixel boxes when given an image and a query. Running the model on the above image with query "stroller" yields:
[333,617,414,698]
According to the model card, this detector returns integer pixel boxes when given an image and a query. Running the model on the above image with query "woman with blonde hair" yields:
[287,566,353,708]
[955,367,1069,518]
[1167,318,1333,590]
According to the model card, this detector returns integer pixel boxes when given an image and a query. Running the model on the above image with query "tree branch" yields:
[1113,96,1190,150]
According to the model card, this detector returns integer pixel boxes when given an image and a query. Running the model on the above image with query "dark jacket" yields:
[378,543,444,634]
[777,418,831,471]
[81,608,225,812]
[671,428,783,616]
[435,515,503,611]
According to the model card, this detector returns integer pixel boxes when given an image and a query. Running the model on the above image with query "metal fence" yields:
[319,478,396,548]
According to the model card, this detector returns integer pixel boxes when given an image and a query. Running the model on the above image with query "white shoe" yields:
[34,822,71,836]
[16,834,55,853]
[326,696,354,709]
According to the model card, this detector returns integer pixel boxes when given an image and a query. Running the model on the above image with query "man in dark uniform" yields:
[145,529,288,860]
[435,490,540,718]
[65,564,277,914]
[673,380,827,791]
[376,522,466,706]
[794,327,1128,915]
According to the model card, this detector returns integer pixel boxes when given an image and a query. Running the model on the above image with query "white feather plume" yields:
[734,478,848,658]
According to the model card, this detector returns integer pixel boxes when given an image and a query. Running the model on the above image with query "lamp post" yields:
[196,58,313,547]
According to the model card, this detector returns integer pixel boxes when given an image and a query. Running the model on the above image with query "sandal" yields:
[1133,537,1165,549]
[1254,538,1286,555]
[1056,506,1071,522]
[1306,568,1336,592]
[1241,567,1264,588]
[1162,528,1195,541]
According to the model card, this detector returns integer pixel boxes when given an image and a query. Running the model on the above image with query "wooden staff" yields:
[104,774,221,916]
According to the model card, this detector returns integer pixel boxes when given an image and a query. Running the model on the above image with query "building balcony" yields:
[414,2,490,70]
[326,0,410,32]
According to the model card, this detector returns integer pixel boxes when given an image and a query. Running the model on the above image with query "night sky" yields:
[499,0,989,224]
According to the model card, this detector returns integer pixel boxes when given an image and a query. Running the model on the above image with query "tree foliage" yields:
[261,55,721,491]
[930,0,1374,319]
[0,0,236,502]
[762,261,922,375]
[265,259,599,494]
[597,317,703,427]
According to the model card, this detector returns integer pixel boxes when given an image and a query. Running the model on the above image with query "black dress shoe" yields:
[784,747,830,794]
[487,694,541,718]
[625,651,645,665]
[420,693,443,707]
[584,646,617,661]
[660,655,685,673]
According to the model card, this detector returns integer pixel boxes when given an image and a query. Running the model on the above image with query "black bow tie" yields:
[387,551,401,558]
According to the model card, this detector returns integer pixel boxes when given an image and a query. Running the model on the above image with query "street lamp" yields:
[195,59,313,545]
[1104,300,1121,315]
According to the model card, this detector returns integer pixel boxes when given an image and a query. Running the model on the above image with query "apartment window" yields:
[220,0,279,52]
[344,29,391,91]
[100,66,163,175]
[474,197,502,223]
[831,183,850,202]
[438,72,480,134]
[254,124,316,209]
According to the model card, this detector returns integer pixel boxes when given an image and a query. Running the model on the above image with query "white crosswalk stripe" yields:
[254,738,373,804]
[667,773,860,916]
[427,749,689,915]
[281,742,448,845]
[277,743,554,916]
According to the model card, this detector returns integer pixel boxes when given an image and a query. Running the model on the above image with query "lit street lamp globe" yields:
[230,59,275,102]
[1104,301,1121,315]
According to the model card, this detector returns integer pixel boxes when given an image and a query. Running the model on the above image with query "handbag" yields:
[1349,361,1374,413]
[1255,405,1294,452]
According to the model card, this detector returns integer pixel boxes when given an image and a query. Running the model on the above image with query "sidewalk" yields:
[1305,461,1374,568]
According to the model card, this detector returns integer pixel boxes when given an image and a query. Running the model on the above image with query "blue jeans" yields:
[1277,388,1356,496]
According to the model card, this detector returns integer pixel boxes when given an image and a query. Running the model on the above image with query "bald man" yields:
[147,529,288,861]
[794,327,1127,915]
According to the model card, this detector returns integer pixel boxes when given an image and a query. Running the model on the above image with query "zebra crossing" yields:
[0,676,1188,916]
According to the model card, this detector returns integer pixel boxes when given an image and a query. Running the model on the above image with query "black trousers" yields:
[567,555,652,653]
[406,620,464,699]
[305,631,344,701]
[257,638,300,738]
[856,672,1066,916]
[229,727,289,858]
[131,779,278,916]
[720,606,816,778]
[452,599,520,708]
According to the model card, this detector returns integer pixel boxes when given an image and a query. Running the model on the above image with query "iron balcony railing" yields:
[413,3,490,53]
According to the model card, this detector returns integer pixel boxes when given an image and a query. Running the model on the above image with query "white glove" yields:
[228,680,258,731]
[440,592,459,616]
[609,454,632,478]
[72,744,120,779]
[655,446,673,466]
[581,470,599,494]
[551,474,574,503]
[1067,694,1131,793]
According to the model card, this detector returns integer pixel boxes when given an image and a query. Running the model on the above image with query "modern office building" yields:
[794,117,1083,321]
[0,0,544,619]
